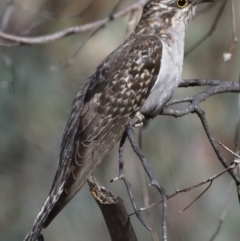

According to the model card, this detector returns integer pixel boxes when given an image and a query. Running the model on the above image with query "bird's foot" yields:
[38,234,44,241]
[134,112,145,127]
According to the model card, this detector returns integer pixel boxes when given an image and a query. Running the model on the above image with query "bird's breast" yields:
[140,35,184,118]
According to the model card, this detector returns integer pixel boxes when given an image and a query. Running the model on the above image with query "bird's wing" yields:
[43,35,163,227]
[24,35,163,241]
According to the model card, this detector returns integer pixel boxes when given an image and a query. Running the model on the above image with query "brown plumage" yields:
[24,34,162,240]
[24,0,210,240]
[43,36,162,227]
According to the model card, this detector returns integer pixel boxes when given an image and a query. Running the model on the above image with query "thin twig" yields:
[218,141,240,159]
[50,25,104,71]
[210,72,240,240]
[51,0,133,70]
[0,2,143,46]
[166,97,193,106]
[184,0,228,57]
[137,129,160,241]
[195,106,239,182]
[109,0,124,19]
[163,81,240,183]
[228,0,239,53]
[131,161,237,214]
[164,81,240,118]
[20,19,46,36]
[15,1,98,37]
[126,118,167,241]
[14,0,97,20]
[179,79,223,87]
[178,181,213,213]
[111,127,151,231]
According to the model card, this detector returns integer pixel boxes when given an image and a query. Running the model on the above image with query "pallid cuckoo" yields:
[24,0,212,240]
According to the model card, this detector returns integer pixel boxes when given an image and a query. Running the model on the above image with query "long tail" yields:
[23,76,132,239]
[24,201,48,241]
[23,184,64,241]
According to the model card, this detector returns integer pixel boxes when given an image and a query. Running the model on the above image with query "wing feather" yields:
[42,35,163,228]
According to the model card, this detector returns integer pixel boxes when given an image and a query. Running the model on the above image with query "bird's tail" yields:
[23,193,61,241]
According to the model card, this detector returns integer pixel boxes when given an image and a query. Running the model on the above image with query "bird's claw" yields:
[134,112,145,127]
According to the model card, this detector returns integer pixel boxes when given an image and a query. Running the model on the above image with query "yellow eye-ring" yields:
[176,0,189,8]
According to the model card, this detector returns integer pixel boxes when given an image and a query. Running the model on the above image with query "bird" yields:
[24,0,212,240]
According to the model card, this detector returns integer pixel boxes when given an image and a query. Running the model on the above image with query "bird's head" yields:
[143,0,213,25]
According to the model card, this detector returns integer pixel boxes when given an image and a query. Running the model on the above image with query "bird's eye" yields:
[176,0,189,8]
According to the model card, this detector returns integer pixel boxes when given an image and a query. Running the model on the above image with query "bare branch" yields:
[178,181,213,213]
[133,161,238,214]
[179,79,223,87]
[218,141,240,159]
[163,81,240,193]
[195,106,239,183]
[111,127,151,231]
[88,176,138,241]
[164,81,240,116]
[0,2,143,46]
[137,129,160,241]
[126,118,167,241]
[209,78,240,240]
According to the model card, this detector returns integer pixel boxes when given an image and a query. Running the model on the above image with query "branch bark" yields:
[87,176,138,241]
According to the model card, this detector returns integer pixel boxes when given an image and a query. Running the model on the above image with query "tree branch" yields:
[162,80,240,186]
[184,0,228,57]
[0,2,143,46]
[165,81,240,116]
[87,176,138,241]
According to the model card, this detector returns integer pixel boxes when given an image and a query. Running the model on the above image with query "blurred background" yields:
[0,0,240,240]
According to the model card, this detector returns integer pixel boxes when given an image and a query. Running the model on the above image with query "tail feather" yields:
[24,203,47,241]
[24,184,64,241]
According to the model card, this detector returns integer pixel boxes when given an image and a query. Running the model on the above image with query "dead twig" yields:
[88,176,138,241]
[131,160,238,214]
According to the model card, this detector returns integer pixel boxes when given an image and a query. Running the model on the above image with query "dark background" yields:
[0,0,239,240]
